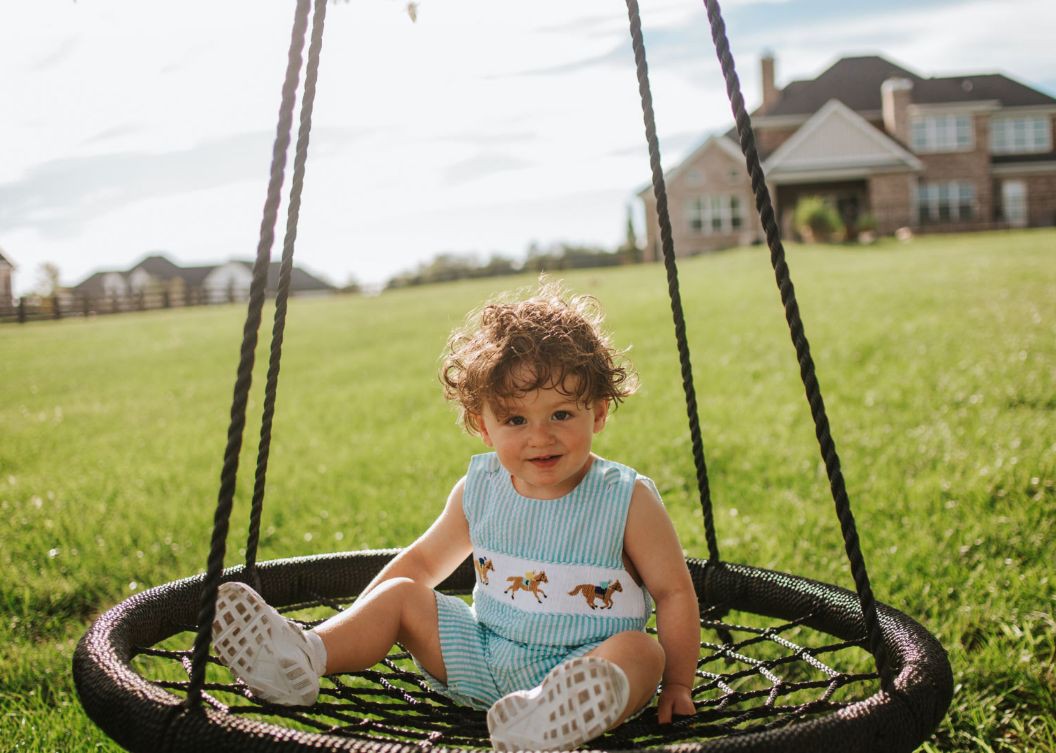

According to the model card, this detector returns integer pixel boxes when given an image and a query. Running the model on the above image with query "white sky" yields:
[2,0,1054,295]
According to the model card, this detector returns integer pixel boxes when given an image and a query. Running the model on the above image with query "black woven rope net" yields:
[75,553,952,753]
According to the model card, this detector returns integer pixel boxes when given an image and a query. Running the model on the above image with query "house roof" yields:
[220,259,336,292]
[763,99,922,182]
[761,55,1056,117]
[73,255,335,294]
[72,270,123,295]
[131,254,184,280]
[0,248,13,268]
[762,56,921,116]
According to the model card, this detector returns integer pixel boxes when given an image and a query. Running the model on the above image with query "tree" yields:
[618,204,643,264]
[35,262,61,296]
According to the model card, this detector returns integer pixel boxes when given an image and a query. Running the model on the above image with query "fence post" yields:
[17,297,26,324]
[52,295,61,320]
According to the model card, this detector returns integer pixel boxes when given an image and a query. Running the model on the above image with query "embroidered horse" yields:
[504,571,549,603]
[474,557,495,585]
[568,579,623,609]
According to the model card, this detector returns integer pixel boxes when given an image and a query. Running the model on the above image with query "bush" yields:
[793,196,845,242]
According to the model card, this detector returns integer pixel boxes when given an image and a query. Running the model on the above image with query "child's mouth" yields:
[529,455,560,468]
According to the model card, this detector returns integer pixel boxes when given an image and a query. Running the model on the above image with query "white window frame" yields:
[916,180,976,223]
[686,194,744,235]
[990,115,1053,155]
[910,114,974,153]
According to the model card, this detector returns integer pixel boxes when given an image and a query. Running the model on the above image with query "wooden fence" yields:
[0,287,247,325]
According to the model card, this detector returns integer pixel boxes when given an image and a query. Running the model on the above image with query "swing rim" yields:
[74,550,952,753]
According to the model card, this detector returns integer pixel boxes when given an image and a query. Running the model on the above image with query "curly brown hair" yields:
[440,282,638,434]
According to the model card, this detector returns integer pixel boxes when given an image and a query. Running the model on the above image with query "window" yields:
[917,181,976,223]
[990,115,1052,154]
[910,114,973,152]
[1000,180,1028,227]
[686,195,744,235]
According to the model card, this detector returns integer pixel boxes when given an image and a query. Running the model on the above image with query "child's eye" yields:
[506,415,527,426]
[552,410,573,421]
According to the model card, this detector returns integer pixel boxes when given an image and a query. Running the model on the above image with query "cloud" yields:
[28,37,79,72]
[443,151,532,185]
[0,126,372,238]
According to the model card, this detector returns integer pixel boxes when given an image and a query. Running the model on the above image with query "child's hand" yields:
[657,682,695,723]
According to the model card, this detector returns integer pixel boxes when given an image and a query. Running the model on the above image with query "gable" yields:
[639,135,744,199]
[764,99,922,180]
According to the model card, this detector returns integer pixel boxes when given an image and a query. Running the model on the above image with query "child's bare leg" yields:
[314,576,446,682]
[586,630,665,724]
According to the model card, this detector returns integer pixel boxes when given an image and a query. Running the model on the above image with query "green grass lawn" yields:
[2,230,1054,751]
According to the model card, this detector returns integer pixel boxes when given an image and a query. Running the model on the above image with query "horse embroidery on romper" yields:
[504,571,549,603]
[474,557,495,585]
[568,579,623,609]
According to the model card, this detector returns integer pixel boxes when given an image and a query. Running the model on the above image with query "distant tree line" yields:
[386,240,642,290]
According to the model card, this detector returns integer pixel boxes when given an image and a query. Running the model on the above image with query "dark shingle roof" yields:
[72,270,122,296]
[131,254,183,278]
[762,55,1056,117]
[763,56,922,116]
[914,74,1056,107]
[228,260,335,292]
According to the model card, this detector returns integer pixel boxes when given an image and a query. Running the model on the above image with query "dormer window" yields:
[990,115,1052,155]
[910,114,973,152]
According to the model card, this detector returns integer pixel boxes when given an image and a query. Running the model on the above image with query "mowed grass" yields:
[1,229,1054,751]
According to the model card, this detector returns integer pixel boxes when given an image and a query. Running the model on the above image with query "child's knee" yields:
[624,631,665,670]
[594,630,664,673]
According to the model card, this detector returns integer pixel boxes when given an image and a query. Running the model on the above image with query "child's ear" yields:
[472,414,494,447]
[592,400,610,433]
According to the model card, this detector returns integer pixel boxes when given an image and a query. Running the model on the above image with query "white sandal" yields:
[211,581,325,706]
[487,656,630,751]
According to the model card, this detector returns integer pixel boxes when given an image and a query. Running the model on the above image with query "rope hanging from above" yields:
[187,0,328,708]
[73,0,952,750]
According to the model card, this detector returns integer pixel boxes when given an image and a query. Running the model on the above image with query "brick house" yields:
[639,55,1056,257]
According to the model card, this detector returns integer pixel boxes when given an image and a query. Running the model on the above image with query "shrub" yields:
[793,196,845,242]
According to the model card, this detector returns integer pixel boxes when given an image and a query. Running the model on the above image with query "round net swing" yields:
[73,1,953,751]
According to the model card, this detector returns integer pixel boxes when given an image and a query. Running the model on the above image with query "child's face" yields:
[474,379,608,500]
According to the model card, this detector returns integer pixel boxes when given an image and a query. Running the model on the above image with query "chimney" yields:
[882,77,914,145]
[761,52,779,110]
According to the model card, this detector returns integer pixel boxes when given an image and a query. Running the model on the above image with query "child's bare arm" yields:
[624,479,699,723]
[360,478,473,596]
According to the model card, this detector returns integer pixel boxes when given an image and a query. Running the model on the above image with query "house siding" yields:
[642,142,760,259]
[755,125,799,159]
[1023,173,1056,226]
[914,113,995,230]
[868,172,916,233]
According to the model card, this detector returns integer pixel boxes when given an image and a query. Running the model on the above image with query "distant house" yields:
[639,54,1056,256]
[0,250,14,311]
[72,253,336,309]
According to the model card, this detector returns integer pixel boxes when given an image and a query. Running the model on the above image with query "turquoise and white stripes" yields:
[464,452,652,648]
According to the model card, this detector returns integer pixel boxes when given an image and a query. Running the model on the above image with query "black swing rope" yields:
[71,1,952,751]
[627,0,891,686]
[187,0,327,708]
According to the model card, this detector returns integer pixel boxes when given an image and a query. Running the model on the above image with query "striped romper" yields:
[419,452,654,709]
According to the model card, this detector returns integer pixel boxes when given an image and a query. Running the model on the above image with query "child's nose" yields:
[528,422,553,444]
